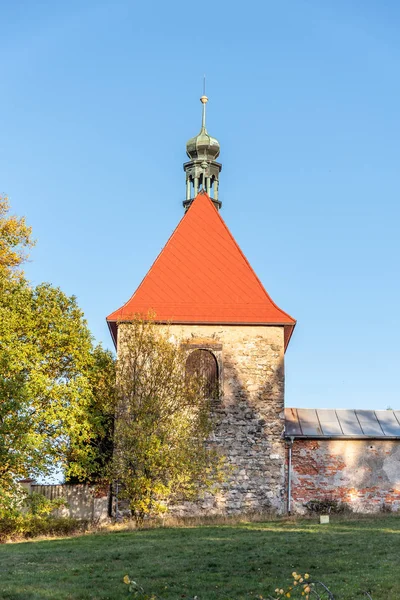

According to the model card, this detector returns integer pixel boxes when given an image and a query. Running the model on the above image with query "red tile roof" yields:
[107,191,295,349]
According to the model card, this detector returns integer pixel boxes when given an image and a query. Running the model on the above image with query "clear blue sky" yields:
[1,0,399,410]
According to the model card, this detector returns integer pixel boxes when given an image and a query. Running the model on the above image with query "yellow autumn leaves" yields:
[274,572,312,599]
[0,196,34,276]
[123,570,315,599]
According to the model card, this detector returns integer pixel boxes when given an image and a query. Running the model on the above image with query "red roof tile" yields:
[107,192,295,348]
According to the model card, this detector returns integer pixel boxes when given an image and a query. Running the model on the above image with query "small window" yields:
[185,349,218,398]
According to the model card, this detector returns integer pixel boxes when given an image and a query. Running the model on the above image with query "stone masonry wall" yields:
[290,439,400,513]
[118,324,286,516]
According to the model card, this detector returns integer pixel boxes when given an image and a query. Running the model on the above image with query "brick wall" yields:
[290,439,400,513]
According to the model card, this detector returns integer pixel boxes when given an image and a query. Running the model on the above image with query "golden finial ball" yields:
[200,95,208,104]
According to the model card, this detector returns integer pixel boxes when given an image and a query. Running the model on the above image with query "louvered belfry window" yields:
[185,349,218,398]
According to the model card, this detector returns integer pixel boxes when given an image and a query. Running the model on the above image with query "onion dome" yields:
[186,96,220,161]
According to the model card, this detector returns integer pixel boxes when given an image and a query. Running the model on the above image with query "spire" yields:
[200,94,207,130]
[201,75,207,130]
[183,92,222,212]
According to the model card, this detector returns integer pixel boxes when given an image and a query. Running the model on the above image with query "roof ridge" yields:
[207,195,296,325]
[107,201,190,319]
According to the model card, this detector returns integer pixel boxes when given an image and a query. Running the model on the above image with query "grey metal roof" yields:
[285,408,400,439]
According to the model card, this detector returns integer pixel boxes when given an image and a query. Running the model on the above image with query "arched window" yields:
[185,349,219,398]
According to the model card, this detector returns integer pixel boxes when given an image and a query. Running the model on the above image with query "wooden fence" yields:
[27,483,110,522]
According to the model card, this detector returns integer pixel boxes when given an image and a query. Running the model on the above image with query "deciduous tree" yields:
[113,318,224,523]
[0,196,34,277]
[0,198,115,512]
[66,345,116,484]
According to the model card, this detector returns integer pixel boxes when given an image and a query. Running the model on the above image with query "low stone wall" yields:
[290,439,400,513]
[30,484,110,522]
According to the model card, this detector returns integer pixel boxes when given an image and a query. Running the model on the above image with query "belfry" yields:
[107,95,296,515]
[183,95,222,211]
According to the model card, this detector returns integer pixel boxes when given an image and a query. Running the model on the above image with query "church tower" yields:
[107,96,296,515]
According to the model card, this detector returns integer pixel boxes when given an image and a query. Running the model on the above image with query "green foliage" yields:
[0,483,26,520]
[0,514,85,542]
[0,273,94,492]
[114,318,224,523]
[66,345,116,484]
[123,577,156,600]
[0,198,116,507]
[25,492,67,517]
[0,489,80,542]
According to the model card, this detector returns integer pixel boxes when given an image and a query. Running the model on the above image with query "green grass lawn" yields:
[0,516,399,600]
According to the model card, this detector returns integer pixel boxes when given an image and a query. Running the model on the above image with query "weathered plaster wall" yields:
[290,439,400,513]
[30,484,110,522]
[118,323,286,515]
